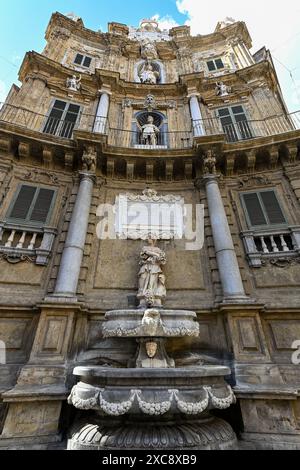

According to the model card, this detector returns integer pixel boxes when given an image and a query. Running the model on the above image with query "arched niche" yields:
[131,110,168,147]
[134,60,165,84]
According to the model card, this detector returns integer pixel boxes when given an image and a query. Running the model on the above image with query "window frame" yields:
[240,189,288,230]
[73,53,92,69]
[42,98,82,139]
[217,104,253,142]
[206,57,225,72]
[6,183,57,228]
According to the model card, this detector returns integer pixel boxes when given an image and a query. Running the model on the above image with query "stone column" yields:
[189,94,205,137]
[94,90,110,133]
[204,174,247,301]
[53,172,95,300]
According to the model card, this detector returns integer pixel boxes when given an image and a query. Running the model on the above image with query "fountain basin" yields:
[102,309,200,338]
[68,366,235,417]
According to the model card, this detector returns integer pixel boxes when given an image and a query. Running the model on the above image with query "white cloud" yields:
[151,14,179,32]
[175,0,300,52]
[0,80,7,104]
[172,0,300,111]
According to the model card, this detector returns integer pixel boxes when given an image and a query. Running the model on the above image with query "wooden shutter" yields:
[9,185,37,220]
[260,191,286,225]
[30,189,55,223]
[243,193,267,226]
[215,58,224,69]
[207,61,216,71]
[83,56,92,68]
[74,53,84,65]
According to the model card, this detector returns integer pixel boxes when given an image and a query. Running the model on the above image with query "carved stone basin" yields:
[102,309,200,338]
[68,365,238,450]
[68,366,235,417]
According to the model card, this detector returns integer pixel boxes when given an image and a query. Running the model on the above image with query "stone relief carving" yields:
[215,81,231,97]
[82,146,97,173]
[66,74,81,92]
[203,150,217,175]
[115,190,185,240]
[238,175,271,188]
[24,169,59,184]
[144,93,156,109]
[0,253,35,264]
[261,257,300,268]
[68,385,236,416]
[141,38,158,60]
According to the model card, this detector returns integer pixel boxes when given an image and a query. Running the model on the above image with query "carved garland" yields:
[68,386,236,416]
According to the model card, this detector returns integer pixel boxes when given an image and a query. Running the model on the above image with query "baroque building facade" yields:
[0,12,300,450]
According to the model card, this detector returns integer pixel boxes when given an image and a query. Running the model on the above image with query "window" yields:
[43,100,81,139]
[74,53,92,68]
[207,58,224,72]
[241,190,287,228]
[217,105,253,142]
[7,185,56,226]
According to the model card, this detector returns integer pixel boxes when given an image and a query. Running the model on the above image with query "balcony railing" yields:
[0,222,57,266]
[0,102,300,148]
[241,227,300,267]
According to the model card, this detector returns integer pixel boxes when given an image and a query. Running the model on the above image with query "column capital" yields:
[78,171,97,184]
[98,87,112,96]
[195,174,221,189]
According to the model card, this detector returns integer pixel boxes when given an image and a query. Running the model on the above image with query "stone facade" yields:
[0,13,299,450]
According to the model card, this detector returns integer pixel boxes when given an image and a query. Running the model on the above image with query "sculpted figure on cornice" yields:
[141,38,158,60]
[82,146,97,173]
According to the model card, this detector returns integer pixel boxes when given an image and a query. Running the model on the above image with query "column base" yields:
[44,293,79,304]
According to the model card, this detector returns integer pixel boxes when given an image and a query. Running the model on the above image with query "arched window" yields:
[131,111,168,148]
[135,60,165,84]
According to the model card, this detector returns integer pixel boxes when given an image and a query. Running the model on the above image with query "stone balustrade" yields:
[0,222,57,265]
[241,226,300,267]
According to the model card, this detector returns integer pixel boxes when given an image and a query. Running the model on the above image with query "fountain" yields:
[67,240,238,450]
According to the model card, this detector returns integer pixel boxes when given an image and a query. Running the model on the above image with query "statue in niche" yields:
[82,146,97,173]
[215,81,231,97]
[138,115,160,146]
[137,239,166,308]
[66,74,81,92]
[141,38,158,60]
[139,62,160,84]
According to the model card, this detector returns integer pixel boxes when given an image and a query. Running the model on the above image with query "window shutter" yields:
[83,56,92,68]
[30,189,55,223]
[260,191,286,225]
[207,61,215,71]
[9,185,37,220]
[215,58,224,69]
[74,54,83,65]
[243,193,267,226]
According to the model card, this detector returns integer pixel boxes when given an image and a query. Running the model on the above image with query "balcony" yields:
[0,102,300,149]
[0,222,57,266]
[241,227,300,267]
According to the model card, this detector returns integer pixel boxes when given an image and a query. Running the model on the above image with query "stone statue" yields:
[66,75,81,92]
[215,81,230,97]
[203,150,217,175]
[138,115,160,146]
[139,62,159,84]
[141,38,158,60]
[82,146,97,173]
[137,239,166,308]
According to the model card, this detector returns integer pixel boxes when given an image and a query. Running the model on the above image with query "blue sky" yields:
[0,0,299,112]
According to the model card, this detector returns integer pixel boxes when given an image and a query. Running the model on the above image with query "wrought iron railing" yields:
[0,102,300,148]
